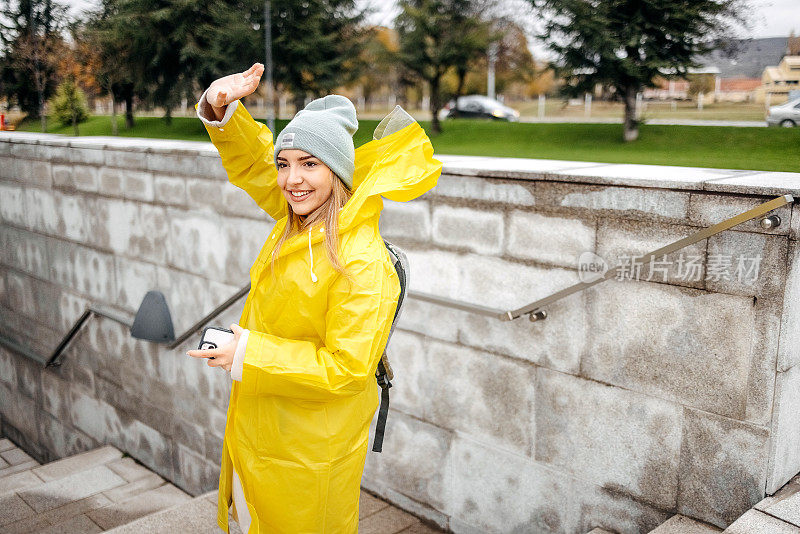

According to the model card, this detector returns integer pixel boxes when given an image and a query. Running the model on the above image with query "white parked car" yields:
[767,97,800,127]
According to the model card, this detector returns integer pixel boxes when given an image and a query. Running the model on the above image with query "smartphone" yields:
[197,326,235,359]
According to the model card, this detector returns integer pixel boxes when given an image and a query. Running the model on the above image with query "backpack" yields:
[371,240,409,453]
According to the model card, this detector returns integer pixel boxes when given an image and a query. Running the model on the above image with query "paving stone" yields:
[37,513,102,534]
[2,513,50,534]
[723,509,800,533]
[1,448,35,466]
[0,492,35,526]
[359,504,420,534]
[360,490,391,519]
[650,514,722,533]
[397,521,444,533]
[0,456,8,469]
[0,460,40,478]
[88,483,190,530]
[764,491,800,527]
[0,469,43,494]
[31,445,122,482]
[0,438,14,451]
[101,472,165,503]
[39,493,112,525]
[104,494,221,534]
[756,474,800,510]
[17,464,126,513]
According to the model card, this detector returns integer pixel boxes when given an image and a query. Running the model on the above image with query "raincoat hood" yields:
[269,104,441,268]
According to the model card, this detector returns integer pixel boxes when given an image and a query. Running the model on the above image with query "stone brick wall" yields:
[0,133,274,496]
[1,132,799,533]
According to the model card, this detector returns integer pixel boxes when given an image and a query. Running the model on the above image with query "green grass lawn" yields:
[17,114,800,172]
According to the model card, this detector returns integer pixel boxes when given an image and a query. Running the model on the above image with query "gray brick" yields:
[363,412,451,515]
[72,165,100,193]
[103,493,219,534]
[431,205,503,255]
[68,147,106,166]
[46,240,117,302]
[153,175,188,207]
[537,181,690,222]
[0,183,28,228]
[576,485,671,534]
[113,256,157,313]
[89,483,189,529]
[0,469,43,493]
[32,445,122,483]
[0,493,35,527]
[105,149,147,170]
[24,188,59,235]
[584,278,755,419]
[17,464,126,513]
[446,435,576,533]
[186,178,225,211]
[29,160,53,188]
[506,209,595,267]
[535,368,682,508]
[723,509,800,533]
[379,199,430,241]
[431,173,535,206]
[689,192,792,236]
[121,170,154,201]
[596,218,707,289]
[172,444,219,496]
[220,181,271,220]
[146,152,201,175]
[99,166,123,196]
[768,365,800,494]
[705,231,787,298]
[677,409,769,528]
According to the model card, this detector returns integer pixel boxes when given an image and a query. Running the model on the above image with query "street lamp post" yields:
[264,0,275,133]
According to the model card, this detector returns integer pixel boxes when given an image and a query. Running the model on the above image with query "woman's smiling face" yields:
[276,149,334,216]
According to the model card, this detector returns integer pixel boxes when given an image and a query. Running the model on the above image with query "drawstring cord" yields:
[308,229,318,283]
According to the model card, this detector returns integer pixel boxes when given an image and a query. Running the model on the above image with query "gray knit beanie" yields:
[274,94,358,190]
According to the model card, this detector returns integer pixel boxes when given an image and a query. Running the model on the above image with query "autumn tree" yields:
[0,0,70,132]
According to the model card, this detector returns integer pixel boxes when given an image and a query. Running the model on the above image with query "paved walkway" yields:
[0,438,446,533]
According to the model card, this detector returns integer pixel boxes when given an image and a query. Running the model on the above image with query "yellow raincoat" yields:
[196,99,441,533]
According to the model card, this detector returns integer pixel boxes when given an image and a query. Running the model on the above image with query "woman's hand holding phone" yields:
[206,63,265,119]
[186,323,245,372]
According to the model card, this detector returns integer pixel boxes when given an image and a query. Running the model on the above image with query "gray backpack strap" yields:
[372,240,409,453]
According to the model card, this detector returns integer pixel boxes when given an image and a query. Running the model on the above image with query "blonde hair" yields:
[269,169,356,286]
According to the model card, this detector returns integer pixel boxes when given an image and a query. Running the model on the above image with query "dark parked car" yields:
[440,95,519,121]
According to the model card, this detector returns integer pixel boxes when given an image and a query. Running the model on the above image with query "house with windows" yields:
[757,55,800,103]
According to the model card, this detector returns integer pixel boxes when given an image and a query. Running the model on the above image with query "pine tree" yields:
[528,0,748,141]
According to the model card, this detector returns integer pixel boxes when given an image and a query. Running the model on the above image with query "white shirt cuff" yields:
[230,329,249,381]
[196,86,239,128]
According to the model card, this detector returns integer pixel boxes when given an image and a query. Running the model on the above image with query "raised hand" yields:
[207,63,265,109]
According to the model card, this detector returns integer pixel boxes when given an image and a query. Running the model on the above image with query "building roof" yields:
[697,37,789,78]
[719,78,761,92]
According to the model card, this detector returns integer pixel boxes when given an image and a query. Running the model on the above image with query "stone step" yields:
[106,491,243,534]
[0,440,40,479]
[723,472,800,533]
[649,514,722,533]
[0,440,191,533]
[31,445,123,483]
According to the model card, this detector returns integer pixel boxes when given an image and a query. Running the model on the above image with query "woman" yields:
[186,63,441,533]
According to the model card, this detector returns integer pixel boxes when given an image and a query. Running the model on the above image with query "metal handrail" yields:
[166,284,250,350]
[408,194,794,322]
